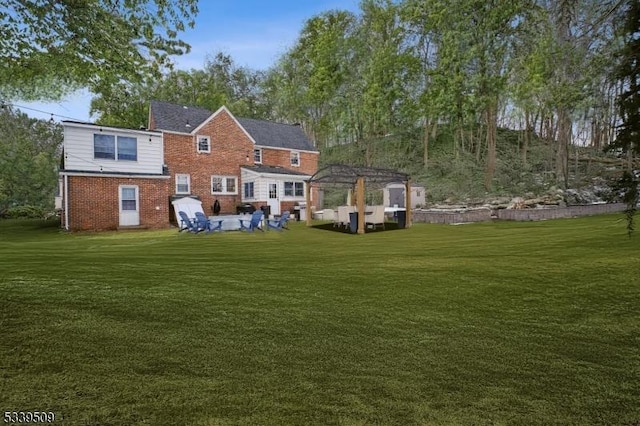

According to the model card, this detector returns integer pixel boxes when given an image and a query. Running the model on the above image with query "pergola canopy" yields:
[305,164,412,233]
[308,164,410,186]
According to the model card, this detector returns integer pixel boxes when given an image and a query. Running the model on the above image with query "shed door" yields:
[389,187,405,208]
[119,185,140,226]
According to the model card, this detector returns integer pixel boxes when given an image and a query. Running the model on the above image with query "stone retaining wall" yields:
[412,208,492,224]
[494,203,627,221]
[412,203,628,224]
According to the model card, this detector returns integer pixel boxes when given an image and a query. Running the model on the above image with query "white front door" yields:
[119,185,140,226]
[267,182,280,216]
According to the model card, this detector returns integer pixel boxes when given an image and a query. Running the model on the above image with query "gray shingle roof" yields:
[149,100,317,152]
[236,118,315,152]
[150,100,212,133]
[242,165,310,176]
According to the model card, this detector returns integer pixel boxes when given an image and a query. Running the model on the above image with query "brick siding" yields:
[65,175,170,231]
[165,109,319,215]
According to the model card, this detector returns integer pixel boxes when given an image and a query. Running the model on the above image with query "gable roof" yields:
[149,100,317,152]
[150,100,212,134]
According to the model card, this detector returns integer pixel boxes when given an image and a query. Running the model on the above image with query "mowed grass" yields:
[0,216,639,425]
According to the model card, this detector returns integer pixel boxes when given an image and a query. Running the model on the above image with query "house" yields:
[59,101,319,231]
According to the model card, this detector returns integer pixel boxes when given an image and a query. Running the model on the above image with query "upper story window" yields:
[197,135,211,153]
[253,148,262,164]
[211,175,237,195]
[176,174,190,194]
[94,134,137,161]
[117,136,137,161]
[290,151,300,167]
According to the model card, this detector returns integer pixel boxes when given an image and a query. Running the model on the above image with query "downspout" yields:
[63,173,69,230]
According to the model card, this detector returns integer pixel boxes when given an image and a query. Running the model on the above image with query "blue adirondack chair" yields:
[239,210,263,232]
[267,211,290,231]
[178,211,203,233]
[195,211,223,233]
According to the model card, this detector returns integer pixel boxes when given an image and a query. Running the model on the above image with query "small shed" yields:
[306,164,412,234]
[384,183,426,209]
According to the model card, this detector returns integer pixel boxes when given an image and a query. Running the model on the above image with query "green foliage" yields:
[0,0,198,101]
[3,205,47,219]
[0,107,61,215]
[608,0,640,234]
[1,217,638,424]
[91,52,268,127]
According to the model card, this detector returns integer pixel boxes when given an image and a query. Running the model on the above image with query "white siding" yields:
[63,123,164,174]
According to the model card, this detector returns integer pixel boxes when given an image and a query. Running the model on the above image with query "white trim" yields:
[59,171,169,179]
[255,145,318,154]
[253,148,263,164]
[196,135,211,153]
[290,151,300,167]
[192,106,258,145]
[63,121,161,137]
[118,184,140,226]
[175,173,191,194]
[241,168,311,181]
[211,175,238,195]
[159,129,193,136]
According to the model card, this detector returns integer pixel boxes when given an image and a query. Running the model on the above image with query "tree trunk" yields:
[423,120,430,168]
[556,107,571,188]
[522,109,530,166]
[484,102,498,191]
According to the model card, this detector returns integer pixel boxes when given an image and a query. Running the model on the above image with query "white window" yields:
[284,181,304,197]
[197,135,211,153]
[244,182,255,199]
[93,134,137,161]
[211,175,238,194]
[290,151,300,167]
[176,174,190,194]
[120,187,138,211]
[254,148,262,164]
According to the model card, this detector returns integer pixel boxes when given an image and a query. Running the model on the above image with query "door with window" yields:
[267,182,280,216]
[119,185,140,226]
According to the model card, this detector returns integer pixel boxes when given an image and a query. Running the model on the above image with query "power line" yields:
[0,100,91,123]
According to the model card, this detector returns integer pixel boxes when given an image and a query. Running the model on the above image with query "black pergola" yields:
[305,164,412,234]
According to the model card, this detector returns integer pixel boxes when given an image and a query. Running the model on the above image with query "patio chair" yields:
[337,205,354,229]
[178,211,203,233]
[239,210,264,232]
[322,208,335,224]
[195,211,223,233]
[267,211,290,231]
[365,205,385,230]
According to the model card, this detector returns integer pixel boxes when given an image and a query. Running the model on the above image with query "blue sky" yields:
[17,0,360,122]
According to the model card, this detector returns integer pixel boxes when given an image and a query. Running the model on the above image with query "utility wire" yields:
[0,99,91,123]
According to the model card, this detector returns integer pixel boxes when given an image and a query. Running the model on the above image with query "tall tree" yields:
[0,0,198,101]
[264,10,357,148]
[91,53,267,127]
[609,0,640,234]
[0,106,62,214]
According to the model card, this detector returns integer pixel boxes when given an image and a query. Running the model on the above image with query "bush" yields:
[3,205,47,219]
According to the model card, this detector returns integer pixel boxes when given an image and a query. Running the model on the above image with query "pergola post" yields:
[356,176,365,234]
[305,180,312,227]
[405,179,412,228]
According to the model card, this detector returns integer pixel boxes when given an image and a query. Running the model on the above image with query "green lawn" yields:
[1,217,639,425]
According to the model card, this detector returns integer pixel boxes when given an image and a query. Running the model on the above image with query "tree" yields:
[609,0,640,234]
[0,0,198,101]
[264,10,357,148]
[0,106,62,215]
[90,52,267,127]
